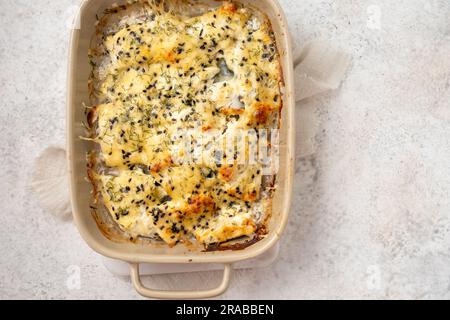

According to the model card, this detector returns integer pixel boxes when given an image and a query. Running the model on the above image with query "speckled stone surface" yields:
[1,0,449,299]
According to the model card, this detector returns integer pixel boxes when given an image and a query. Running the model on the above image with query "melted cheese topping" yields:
[89,1,281,246]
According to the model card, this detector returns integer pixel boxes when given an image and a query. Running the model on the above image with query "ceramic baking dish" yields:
[67,0,295,299]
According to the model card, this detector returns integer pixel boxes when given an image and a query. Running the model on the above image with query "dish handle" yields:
[129,263,233,299]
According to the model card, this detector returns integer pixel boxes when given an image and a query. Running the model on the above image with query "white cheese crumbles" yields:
[88,1,282,246]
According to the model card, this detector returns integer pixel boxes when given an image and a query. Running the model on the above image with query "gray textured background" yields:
[0,0,449,299]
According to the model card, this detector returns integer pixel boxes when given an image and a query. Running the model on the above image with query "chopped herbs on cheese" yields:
[88,1,282,246]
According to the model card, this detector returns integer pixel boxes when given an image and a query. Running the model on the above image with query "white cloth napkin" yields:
[293,40,351,157]
[293,40,351,102]
[30,145,72,220]
[31,40,351,219]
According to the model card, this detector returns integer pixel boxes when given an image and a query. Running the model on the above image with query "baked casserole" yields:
[86,0,283,249]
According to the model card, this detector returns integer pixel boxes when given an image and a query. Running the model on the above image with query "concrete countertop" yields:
[0,0,449,299]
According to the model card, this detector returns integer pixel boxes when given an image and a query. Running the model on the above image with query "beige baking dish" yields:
[67,0,295,299]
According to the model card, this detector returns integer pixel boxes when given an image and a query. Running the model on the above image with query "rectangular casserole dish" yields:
[67,0,295,299]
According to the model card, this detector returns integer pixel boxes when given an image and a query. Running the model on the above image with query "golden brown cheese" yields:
[89,1,281,246]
